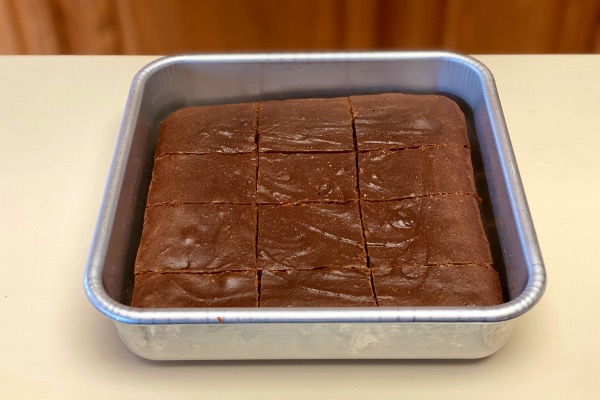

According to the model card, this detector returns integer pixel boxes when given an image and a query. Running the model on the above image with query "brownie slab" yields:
[259,97,354,152]
[362,194,492,267]
[257,152,357,204]
[359,145,476,201]
[135,204,256,273]
[132,271,258,308]
[258,203,366,270]
[155,103,256,156]
[351,93,469,151]
[147,153,256,205]
[373,264,502,306]
[133,94,501,309]
[261,268,376,307]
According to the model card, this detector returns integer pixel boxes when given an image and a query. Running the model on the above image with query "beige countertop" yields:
[0,55,598,399]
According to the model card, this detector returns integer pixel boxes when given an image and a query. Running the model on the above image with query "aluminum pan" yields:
[114,321,516,360]
[85,52,546,329]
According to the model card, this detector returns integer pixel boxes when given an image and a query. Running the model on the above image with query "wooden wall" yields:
[1,0,599,54]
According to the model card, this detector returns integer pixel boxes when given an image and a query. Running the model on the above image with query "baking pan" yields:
[84,52,546,360]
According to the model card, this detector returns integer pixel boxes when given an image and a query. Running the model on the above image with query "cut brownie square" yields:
[134,204,256,273]
[147,153,256,205]
[362,194,492,267]
[258,203,366,270]
[359,145,476,200]
[259,97,354,152]
[351,93,469,151]
[155,103,257,156]
[131,271,258,308]
[260,268,376,307]
[373,264,503,306]
[258,152,358,204]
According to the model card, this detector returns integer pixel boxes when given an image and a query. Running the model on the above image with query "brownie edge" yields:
[352,93,469,151]
[374,264,503,306]
[260,268,376,307]
[155,103,257,155]
[259,97,354,152]
[132,271,258,308]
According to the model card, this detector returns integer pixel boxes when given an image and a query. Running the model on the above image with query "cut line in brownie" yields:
[131,271,258,308]
[257,203,366,270]
[358,145,477,201]
[134,204,256,273]
[351,93,469,151]
[257,152,358,204]
[155,103,257,156]
[147,153,257,205]
[259,97,355,152]
[373,264,502,306]
[362,194,492,268]
[260,268,376,307]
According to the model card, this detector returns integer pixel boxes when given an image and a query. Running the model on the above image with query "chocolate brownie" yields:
[132,93,502,309]
[257,203,366,270]
[155,103,257,156]
[132,271,258,308]
[147,153,256,205]
[373,264,503,306]
[259,97,354,152]
[134,204,256,273]
[361,195,492,267]
[351,93,469,151]
[261,268,375,307]
[358,145,476,201]
[257,152,358,204]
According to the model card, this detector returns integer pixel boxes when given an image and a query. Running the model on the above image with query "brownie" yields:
[359,145,476,201]
[147,153,256,205]
[257,203,366,270]
[155,103,257,156]
[362,194,492,267]
[131,271,258,308]
[257,152,358,204]
[373,264,502,306]
[259,97,354,152]
[351,93,469,151]
[134,204,256,273]
[132,94,501,309]
[261,268,376,307]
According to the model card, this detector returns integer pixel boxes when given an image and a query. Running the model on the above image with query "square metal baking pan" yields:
[84,52,546,360]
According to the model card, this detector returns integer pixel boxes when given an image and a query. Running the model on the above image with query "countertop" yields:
[0,55,598,399]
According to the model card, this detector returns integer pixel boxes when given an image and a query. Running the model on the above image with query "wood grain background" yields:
[1,0,599,54]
